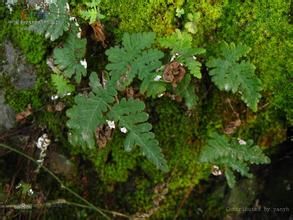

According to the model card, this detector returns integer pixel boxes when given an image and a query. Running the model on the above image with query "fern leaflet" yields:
[51,74,74,97]
[199,132,270,187]
[66,73,117,148]
[29,0,70,41]
[53,32,87,83]
[159,30,205,78]
[106,32,165,97]
[107,98,169,171]
[207,42,262,112]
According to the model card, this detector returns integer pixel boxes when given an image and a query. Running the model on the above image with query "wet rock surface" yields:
[1,40,36,89]
[0,40,36,131]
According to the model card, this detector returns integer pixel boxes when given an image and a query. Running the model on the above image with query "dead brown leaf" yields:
[163,61,186,87]
[16,104,32,122]
[90,21,106,47]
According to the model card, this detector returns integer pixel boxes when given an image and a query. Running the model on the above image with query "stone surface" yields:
[0,40,37,131]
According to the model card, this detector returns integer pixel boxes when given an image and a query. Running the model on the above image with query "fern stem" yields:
[0,143,130,219]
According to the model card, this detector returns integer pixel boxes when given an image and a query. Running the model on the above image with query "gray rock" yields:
[0,92,15,132]
[1,40,36,89]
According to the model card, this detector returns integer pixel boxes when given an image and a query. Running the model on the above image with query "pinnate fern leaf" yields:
[105,32,165,97]
[80,0,105,24]
[199,132,270,188]
[53,32,87,83]
[66,73,168,171]
[175,74,198,109]
[66,73,117,148]
[51,74,74,97]
[159,30,205,78]
[207,42,262,111]
[28,0,70,41]
[107,98,169,171]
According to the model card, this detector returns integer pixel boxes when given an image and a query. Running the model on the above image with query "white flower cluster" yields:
[80,59,87,69]
[35,134,51,173]
[238,138,247,145]
[211,165,222,176]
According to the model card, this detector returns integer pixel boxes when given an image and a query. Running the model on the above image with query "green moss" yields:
[2,9,48,65]
[101,0,182,38]
[184,0,227,47]
[216,0,292,124]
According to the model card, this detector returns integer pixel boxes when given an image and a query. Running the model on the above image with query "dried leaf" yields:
[90,21,106,47]
[16,105,32,122]
[95,125,113,149]
[163,61,186,87]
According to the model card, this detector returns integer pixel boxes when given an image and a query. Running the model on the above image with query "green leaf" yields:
[175,74,198,109]
[107,98,169,172]
[106,32,165,96]
[28,0,70,41]
[53,32,87,83]
[225,168,236,188]
[66,73,117,149]
[51,74,74,97]
[159,30,205,78]
[80,0,105,24]
[199,132,270,188]
[207,42,262,111]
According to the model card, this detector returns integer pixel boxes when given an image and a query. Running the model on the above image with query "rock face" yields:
[0,92,15,132]
[2,40,36,89]
[0,40,37,131]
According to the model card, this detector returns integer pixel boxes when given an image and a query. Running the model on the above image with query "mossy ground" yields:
[0,0,291,219]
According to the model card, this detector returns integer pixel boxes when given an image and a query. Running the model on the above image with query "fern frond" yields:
[107,98,169,172]
[51,74,74,97]
[207,42,262,111]
[66,73,117,149]
[28,0,70,41]
[106,32,165,97]
[175,74,198,109]
[159,30,205,78]
[80,0,105,24]
[199,132,270,187]
[53,32,87,83]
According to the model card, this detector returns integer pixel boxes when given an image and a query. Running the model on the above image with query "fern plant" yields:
[176,74,198,109]
[66,73,168,172]
[53,31,87,83]
[199,132,270,188]
[29,0,70,41]
[105,32,166,97]
[79,0,105,24]
[51,74,74,97]
[207,42,262,112]
[159,29,205,79]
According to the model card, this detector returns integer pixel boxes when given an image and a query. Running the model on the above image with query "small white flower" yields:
[77,32,81,38]
[36,134,51,150]
[192,55,197,60]
[106,120,115,129]
[66,92,71,96]
[35,4,41,10]
[28,189,34,196]
[158,93,164,98]
[75,22,80,27]
[69,16,76,22]
[211,165,222,176]
[65,3,70,11]
[170,54,176,62]
[80,59,87,69]
[175,52,179,56]
[51,95,59,100]
[120,127,128,133]
[154,75,162,81]
[238,138,247,145]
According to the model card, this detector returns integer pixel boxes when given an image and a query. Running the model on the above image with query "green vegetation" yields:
[0,0,291,219]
